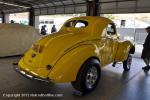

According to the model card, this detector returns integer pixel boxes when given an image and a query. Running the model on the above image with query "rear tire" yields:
[123,54,132,71]
[71,58,101,94]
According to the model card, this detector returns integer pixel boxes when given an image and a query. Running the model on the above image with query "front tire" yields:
[123,54,132,71]
[71,58,101,94]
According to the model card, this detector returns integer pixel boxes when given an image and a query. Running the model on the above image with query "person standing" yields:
[141,26,150,71]
[41,25,47,35]
[51,25,57,33]
[10,20,15,23]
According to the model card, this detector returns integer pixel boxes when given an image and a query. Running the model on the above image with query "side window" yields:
[75,22,86,28]
[65,20,76,27]
[65,20,88,28]
[106,23,116,35]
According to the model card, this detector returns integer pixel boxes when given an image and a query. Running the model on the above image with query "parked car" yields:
[16,16,135,94]
[0,23,42,57]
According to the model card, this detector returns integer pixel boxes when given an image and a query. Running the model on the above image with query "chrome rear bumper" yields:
[14,65,51,83]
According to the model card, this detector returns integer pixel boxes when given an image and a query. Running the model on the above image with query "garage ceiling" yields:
[101,0,150,14]
[0,0,150,16]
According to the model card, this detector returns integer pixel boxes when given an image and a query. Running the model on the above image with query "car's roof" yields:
[68,16,112,23]
[60,16,113,37]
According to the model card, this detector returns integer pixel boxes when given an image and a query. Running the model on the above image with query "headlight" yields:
[32,44,43,53]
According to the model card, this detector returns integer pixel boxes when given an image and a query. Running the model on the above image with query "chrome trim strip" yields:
[14,65,51,83]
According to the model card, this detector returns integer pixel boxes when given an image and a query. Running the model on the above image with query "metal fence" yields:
[117,28,147,44]
[117,28,147,57]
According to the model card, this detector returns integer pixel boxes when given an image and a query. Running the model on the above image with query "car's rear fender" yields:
[47,44,100,83]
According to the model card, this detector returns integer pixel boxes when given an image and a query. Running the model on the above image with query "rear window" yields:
[65,20,88,28]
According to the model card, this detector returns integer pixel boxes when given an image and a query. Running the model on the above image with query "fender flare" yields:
[129,45,135,54]
[48,44,100,83]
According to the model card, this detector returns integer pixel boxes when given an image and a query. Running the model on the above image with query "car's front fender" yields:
[115,41,134,62]
[47,44,99,83]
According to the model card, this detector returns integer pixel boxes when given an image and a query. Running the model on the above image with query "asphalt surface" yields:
[0,56,150,100]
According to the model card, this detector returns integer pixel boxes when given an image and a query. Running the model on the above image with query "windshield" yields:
[65,20,88,28]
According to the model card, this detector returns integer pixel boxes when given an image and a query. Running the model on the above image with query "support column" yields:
[1,12,5,23]
[1,12,10,23]
[5,14,10,23]
[29,8,35,26]
[86,0,99,16]
[35,16,39,29]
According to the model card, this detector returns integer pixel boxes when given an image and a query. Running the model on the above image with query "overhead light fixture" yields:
[0,1,30,9]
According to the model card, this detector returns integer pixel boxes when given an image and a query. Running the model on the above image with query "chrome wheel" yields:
[71,59,101,94]
[85,66,98,89]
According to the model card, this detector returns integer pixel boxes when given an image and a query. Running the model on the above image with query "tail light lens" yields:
[32,44,43,53]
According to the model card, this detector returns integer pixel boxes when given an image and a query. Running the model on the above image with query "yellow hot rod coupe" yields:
[16,16,135,94]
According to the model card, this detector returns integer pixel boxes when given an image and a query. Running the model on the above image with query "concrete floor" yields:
[0,56,150,100]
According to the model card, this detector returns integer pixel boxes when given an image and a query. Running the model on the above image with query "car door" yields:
[99,23,118,66]
[106,23,119,62]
